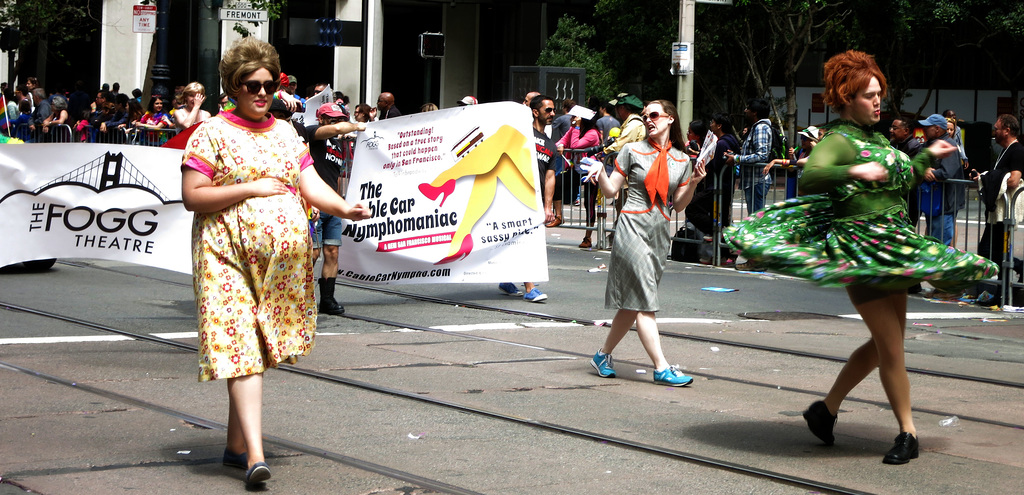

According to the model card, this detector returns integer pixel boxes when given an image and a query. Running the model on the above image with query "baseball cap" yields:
[458,95,478,106]
[609,93,643,111]
[316,102,348,120]
[918,114,946,128]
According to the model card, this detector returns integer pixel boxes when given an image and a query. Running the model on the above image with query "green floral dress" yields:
[726,120,997,290]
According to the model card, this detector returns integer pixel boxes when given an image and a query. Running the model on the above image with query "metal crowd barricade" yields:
[666,157,724,264]
[1005,189,1024,306]
[708,160,738,266]
[557,149,586,232]
[666,160,775,267]
[912,178,976,251]
[79,125,133,144]
[736,161,791,217]
[133,127,179,147]
[4,123,168,146]
[46,124,75,143]
[7,123,75,143]
[9,123,33,142]
[558,148,616,249]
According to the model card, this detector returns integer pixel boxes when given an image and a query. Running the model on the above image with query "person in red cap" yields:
[306,102,367,315]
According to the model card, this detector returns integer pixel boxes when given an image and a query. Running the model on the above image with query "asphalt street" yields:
[1,224,1022,494]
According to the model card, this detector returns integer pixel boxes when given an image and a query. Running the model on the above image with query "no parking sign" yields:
[133,5,156,34]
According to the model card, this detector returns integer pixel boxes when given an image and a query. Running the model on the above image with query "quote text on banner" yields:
[340,102,549,284]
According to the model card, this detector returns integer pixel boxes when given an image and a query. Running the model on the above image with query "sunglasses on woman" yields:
[242,80,279,95]
[642,112,665,122]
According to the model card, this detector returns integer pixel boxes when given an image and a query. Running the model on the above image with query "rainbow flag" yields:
[0,95,8,130]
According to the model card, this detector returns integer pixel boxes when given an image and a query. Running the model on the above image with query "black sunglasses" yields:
[242,80,279,95]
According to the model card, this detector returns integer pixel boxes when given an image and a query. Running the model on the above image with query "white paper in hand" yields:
[694,130,718,171]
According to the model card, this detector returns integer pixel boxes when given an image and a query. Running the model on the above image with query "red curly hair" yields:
[822,50,887,111]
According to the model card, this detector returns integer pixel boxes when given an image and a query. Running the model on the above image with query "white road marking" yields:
[4,312,1014,345]
[839,312,1018,320]
[0,335,133,345]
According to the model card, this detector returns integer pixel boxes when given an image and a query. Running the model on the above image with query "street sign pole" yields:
[676,0,695,128]
[198,0,219,115]
[150,0,171,99]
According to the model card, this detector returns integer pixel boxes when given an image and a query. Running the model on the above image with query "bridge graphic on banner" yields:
[1,152,178,204]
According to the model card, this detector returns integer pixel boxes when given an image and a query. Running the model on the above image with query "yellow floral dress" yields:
[182,111,316,381]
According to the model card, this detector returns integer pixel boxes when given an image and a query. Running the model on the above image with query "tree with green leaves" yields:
[737,0,852,143]
[536,14,617,101]
[594,0,680,100]
[226,0,287,37]
[0,0,99,85]
[934,0,1024,116]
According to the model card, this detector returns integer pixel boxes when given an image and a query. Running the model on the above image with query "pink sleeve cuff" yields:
[299,150,313,171]
[181,156,214,179]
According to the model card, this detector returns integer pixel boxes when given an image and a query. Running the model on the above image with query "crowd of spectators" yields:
[1,78,189,144]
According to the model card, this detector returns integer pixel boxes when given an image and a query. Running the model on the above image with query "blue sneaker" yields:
[653,365,693,386]
[523,287,548,302]
[498,282,522,296]
[591,351,615,378]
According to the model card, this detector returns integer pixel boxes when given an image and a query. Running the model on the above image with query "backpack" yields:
[757,120,787,161]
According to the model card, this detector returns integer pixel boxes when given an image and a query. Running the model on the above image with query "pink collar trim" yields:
[220,109,276,131]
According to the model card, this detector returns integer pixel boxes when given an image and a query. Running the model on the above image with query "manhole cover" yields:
[739,312,842,321]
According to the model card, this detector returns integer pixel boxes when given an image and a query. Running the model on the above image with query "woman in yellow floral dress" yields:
[181,37,370,486]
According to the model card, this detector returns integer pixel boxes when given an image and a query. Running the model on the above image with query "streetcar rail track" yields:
[336,280,1024,389]
[0,359,483,495]
[6,298,1023,431]
[0,302,872,495]
[51,261,1024,390]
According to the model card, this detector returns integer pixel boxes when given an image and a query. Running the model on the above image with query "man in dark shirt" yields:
[306,102,366,315]
[973,114,1024,278]
[87,91,114,131]
[67,80,92,126]
[376,92,401,120]
[498,94,558,303]
[595,102,620,143]
[890,118,921,158]
[550,98,574,143]
[890,118,924,228]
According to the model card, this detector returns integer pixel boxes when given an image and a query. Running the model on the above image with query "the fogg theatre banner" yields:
[0,144,191,273]
[341,102,549,284]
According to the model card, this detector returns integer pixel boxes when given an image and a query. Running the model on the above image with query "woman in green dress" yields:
[727,50,997,464]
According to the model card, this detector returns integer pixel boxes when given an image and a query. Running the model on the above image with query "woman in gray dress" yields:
[587,99,706,386]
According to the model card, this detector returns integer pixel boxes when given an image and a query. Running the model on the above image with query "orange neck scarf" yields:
[644,139,671,207]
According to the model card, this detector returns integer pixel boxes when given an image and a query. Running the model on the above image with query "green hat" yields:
[609,93,643,111]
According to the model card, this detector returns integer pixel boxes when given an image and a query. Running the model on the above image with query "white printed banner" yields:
[292,85,334,127]
[0,144,192,273]
[340,102,549,284]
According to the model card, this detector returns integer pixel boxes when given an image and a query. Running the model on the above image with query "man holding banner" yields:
[497,94,559,302]
[307,102,367,315]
